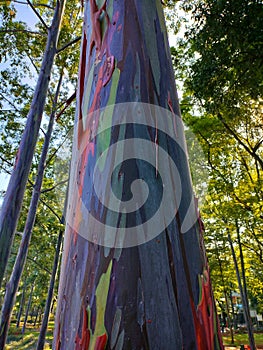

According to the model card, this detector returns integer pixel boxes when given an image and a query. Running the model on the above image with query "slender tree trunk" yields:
[21,282,34,335]
[51,298,56,314]
[0,75,63,349]
[38,309,43,325]
[214,238,234,344]
[34,306,41,327]
[223,292,234,342]
[0,0,66,289]
[36,228,63,350]
[235,221,256,350]
[228,231,256,350]
[37,185,68,350]
[54,1,223,349]
[16,281,27,329]
[230,290,237,330]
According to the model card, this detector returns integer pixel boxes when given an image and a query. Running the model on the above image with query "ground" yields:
[5,323,263,349]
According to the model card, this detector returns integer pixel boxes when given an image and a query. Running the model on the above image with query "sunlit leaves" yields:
[174,0,263,309]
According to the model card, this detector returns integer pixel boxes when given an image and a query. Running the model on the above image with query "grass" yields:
[6,331,52,350]
[222,331,263,348]
[5,324,263,349]
[5,320,54,350]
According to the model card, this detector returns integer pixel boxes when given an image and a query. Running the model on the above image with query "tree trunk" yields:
[51,298,56,315]
[235,222,256,350]
[16,280,27,329]
[38,309,43,326]
[214,238,234,344]
[36,228,63,350]
[34,306,41,327]
[21,282,34,335]
[0,75,63,348]
[223,292,234,343]
[37,184,68,350]
[54,1,223,349]
[0,0,66,289]
[228,231,256,350]
[230,290,237,330]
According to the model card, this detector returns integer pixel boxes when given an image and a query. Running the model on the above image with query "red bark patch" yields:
[55,322,61,350]
[94,333,107,350]
[196,270,214,348]
[190,269,216,350]
[75,306,91,350]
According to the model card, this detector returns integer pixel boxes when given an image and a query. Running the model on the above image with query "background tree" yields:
[171,1,263,347]
[0,1,80,346]
[0,0,66,288]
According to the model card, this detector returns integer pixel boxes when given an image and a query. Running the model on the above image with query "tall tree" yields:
[0,0,66,288]
[54,1,222,349]
[0,72,63,348]
[36,186,68,350]
[228,228,256,350]
[171,1,262,343]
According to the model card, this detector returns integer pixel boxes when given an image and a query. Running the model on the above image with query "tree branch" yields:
[218,113,263,170]
[39,198,63,223]
[46,128,72,166]
[0,155,14,169]
[41,179,68,194]
[0,29,45,36]
[0,93,22,113]
[198,130,263,219]
[56,91,76,121]
[35,3,54,10]
[12,0,54,9]
[26,0,49,31]
[24,50,40,75]
[11,251,51,275]
[56,36,81,54]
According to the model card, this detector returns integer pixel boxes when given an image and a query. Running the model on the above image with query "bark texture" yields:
[54,1,223,349]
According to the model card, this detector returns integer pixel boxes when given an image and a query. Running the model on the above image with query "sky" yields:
[0,3,38,204]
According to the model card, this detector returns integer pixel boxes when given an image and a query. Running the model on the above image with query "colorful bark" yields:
[54,1,223,349]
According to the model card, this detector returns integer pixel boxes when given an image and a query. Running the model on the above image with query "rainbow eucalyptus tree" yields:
[54,1,223,349]
[0,0,66,288]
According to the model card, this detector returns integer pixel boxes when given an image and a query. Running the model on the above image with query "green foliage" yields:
[173,0,263,313]
[188,0,263,110]
[0,0,79,326]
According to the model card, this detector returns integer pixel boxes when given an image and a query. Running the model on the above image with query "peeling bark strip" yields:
[0,0,66,288]
[54,1,223,349]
